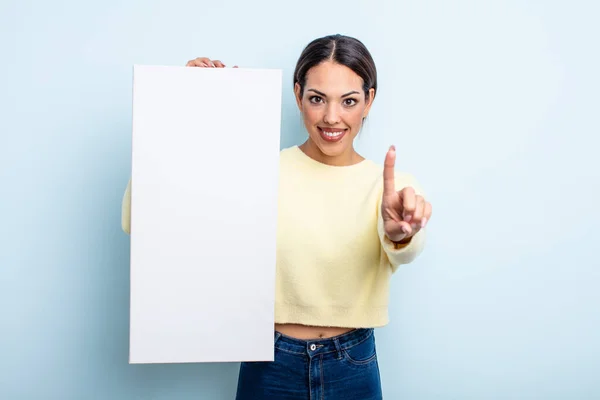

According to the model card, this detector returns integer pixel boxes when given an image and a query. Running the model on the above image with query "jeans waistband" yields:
[274,328,374,357]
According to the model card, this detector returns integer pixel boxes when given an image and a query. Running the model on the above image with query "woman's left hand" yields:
[381,146,432,243]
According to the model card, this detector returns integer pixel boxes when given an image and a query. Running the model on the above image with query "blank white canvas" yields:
[129,65,282,364]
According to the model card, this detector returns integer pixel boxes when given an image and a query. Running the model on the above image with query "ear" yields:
[363,88,376,118]
[294,82,303,111]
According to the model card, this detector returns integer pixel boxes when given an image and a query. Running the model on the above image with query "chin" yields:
[316,143,347,157]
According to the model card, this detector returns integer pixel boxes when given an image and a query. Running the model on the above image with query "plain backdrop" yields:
[1,0,599,399]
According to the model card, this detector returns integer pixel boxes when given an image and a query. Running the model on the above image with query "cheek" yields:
[344,108,366,128]
[302,105,322,125]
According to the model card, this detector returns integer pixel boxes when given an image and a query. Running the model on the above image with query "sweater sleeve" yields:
[121,178,132,235]
[377,172,427,272]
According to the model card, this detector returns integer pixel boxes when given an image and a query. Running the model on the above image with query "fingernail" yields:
[411,223,418,230]
[404,214,412,222]
[421,218,427,228]
[390,145,396,151]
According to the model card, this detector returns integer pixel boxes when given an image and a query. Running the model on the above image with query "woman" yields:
[122,34,431,399]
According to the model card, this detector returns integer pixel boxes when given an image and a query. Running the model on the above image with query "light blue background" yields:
[2,0,599,399]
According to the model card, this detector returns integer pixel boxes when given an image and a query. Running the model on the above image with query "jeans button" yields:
[310,344,316,351]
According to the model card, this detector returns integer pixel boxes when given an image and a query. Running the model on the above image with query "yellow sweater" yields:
[121,145,426,328]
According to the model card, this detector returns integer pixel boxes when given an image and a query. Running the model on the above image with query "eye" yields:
[343,98,357,107]
[309,96,323,104]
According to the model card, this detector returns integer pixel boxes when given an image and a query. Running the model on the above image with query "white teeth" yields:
[323,130,343,137]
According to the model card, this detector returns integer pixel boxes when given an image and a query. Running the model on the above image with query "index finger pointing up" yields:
[383,145,396,196]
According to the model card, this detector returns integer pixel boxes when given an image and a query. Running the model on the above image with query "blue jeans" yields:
[235,328,382,399]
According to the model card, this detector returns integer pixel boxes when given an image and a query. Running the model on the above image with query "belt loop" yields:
[274,332,282,344]
[333,338,342,360]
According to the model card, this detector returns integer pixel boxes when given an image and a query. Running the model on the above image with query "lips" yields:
[318,127,347,142]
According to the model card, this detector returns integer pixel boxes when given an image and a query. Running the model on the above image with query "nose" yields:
[323,103,341,125]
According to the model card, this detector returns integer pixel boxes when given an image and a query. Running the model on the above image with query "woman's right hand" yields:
[185,57,238,68]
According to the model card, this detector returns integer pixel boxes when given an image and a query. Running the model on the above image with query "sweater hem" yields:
[274,303,390,328]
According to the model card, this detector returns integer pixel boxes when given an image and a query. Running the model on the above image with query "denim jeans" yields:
[235,328,382,399]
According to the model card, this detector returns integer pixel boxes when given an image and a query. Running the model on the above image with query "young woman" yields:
[122,34,432,399]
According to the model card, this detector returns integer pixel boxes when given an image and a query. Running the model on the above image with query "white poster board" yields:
[129,65,282,364]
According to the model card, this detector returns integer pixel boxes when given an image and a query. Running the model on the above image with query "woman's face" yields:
[295,61,374,163]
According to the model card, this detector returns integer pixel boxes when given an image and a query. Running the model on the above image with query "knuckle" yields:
[404,204,416,213]
[402,187,415,198]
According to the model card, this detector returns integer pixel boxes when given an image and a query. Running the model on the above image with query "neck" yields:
[299,139,363,167]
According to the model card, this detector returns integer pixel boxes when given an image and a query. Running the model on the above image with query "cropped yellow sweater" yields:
[121,145,426,328]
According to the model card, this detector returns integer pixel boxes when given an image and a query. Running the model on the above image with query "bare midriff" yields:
[275,323,354,340]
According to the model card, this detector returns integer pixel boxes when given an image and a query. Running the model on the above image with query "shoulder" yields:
[278,145,300,168]
[279,145,298,158]
[394,171,425,195]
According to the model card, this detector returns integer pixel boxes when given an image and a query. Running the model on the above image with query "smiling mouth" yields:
[318,127,347,142]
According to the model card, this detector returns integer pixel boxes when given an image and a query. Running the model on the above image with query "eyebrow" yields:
[307,89,360,98]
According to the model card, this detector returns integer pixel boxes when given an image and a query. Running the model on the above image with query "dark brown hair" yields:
[293,34,377,101]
